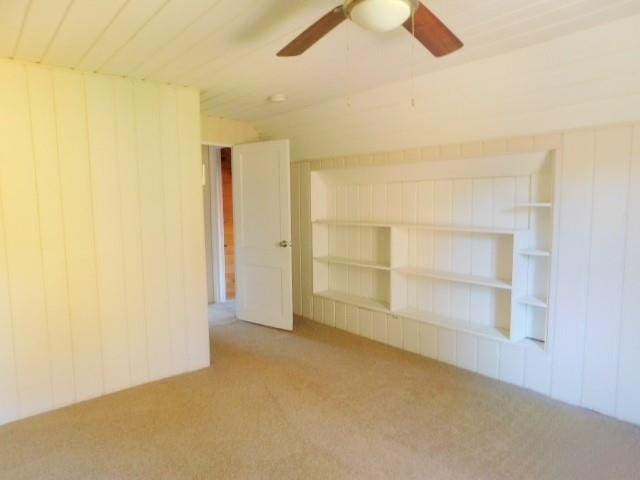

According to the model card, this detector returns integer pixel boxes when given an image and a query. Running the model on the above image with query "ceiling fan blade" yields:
[277,5,346,57]
[404,2,463,57]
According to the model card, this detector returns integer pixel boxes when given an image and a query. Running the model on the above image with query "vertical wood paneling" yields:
[335,303,347,331]
[402,318,419,353]
[178,87,210,370]
[85,74,130,393]
[387,315,403,348]
[433,181,452,317]
[456,333,477,371]
[525,347,552,395]
[550,130,595,405]
[581,126,632,414]
[493,178,516,228]
[291,164,302,315]
[359,309,373,339]
[53,68,104,401]
[25,64,75,407]
[372,184,386,221]
[514,176,530,229]
[451,180,472,322]
[470,179,493,326]
[477,339,499,379]
[313,297,323,324]
[300,162,313,319]
[0,62,52,417]
[616,125,640,424]
[160,86,189,375]
[323,299,335,327]
[0,188,18,423]
[437,329,456,365]
[346,305,358,334]
[418,323,437,359]
[386,184,402,222]
[373,311,387,342]
[416,182,434,313]
[499,344,525,386]
[135,83,172,380]
[114,78,149,385]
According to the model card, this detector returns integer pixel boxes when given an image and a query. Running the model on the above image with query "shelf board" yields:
[514,202,552,208]
[314,256,391,271]
[517,296,548,308]
[392,308,510,342]
[313,219,524,235]
[314,292,518,343]
[519,249,550,257]
[314,290,390,313]
[313,220,392,228]
[394,266,512,290]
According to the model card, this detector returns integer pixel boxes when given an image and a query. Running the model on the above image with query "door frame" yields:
[203,144,230,304]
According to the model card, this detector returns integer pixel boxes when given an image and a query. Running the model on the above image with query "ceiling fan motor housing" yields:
[343,0,419,33]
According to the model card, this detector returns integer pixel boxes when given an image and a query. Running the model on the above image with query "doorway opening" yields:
[203,145,236,325]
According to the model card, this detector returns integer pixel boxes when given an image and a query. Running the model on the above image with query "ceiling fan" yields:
[277,0,463,58]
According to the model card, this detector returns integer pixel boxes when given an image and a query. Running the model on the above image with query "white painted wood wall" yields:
[0,59,210,426]
[291,125,640,426]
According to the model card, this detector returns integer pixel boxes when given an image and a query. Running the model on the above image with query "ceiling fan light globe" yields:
[346,0,415,33]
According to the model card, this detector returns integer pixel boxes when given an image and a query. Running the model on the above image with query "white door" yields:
[232,140,293,330]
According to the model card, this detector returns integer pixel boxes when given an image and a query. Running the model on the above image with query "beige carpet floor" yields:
[1,317,640,480]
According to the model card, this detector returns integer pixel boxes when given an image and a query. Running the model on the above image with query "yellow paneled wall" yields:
[0,59,210,425]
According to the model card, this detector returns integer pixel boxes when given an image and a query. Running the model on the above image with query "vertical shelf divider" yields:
[390,226,408,312]
[510,230,529,341]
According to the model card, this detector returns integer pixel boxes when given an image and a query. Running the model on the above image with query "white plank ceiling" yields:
[2,0,640,121]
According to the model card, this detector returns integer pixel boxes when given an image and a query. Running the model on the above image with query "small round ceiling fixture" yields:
[344,0,418,33]
[268,93,287,103]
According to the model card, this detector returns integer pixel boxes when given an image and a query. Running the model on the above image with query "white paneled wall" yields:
[0,59,209,426]
[291,125,640,426]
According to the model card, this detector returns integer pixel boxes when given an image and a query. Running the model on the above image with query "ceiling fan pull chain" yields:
[410,8,416,108]
[346,20,352,108]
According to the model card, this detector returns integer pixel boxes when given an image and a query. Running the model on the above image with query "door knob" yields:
[279,240,291,248]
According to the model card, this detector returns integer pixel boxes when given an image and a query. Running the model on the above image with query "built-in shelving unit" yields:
[310,151,556,346]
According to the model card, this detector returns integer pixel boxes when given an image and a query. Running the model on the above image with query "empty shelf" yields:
[314,290,389,313]
[314,256,391,271]
[315,292,514,342]
[313,219,524,235]
[517,296,548,308]
[394,267,512,290]
[392,308,510,342]
[313,220,391,228]
[514,202,552,208]
[519,249,550,257]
